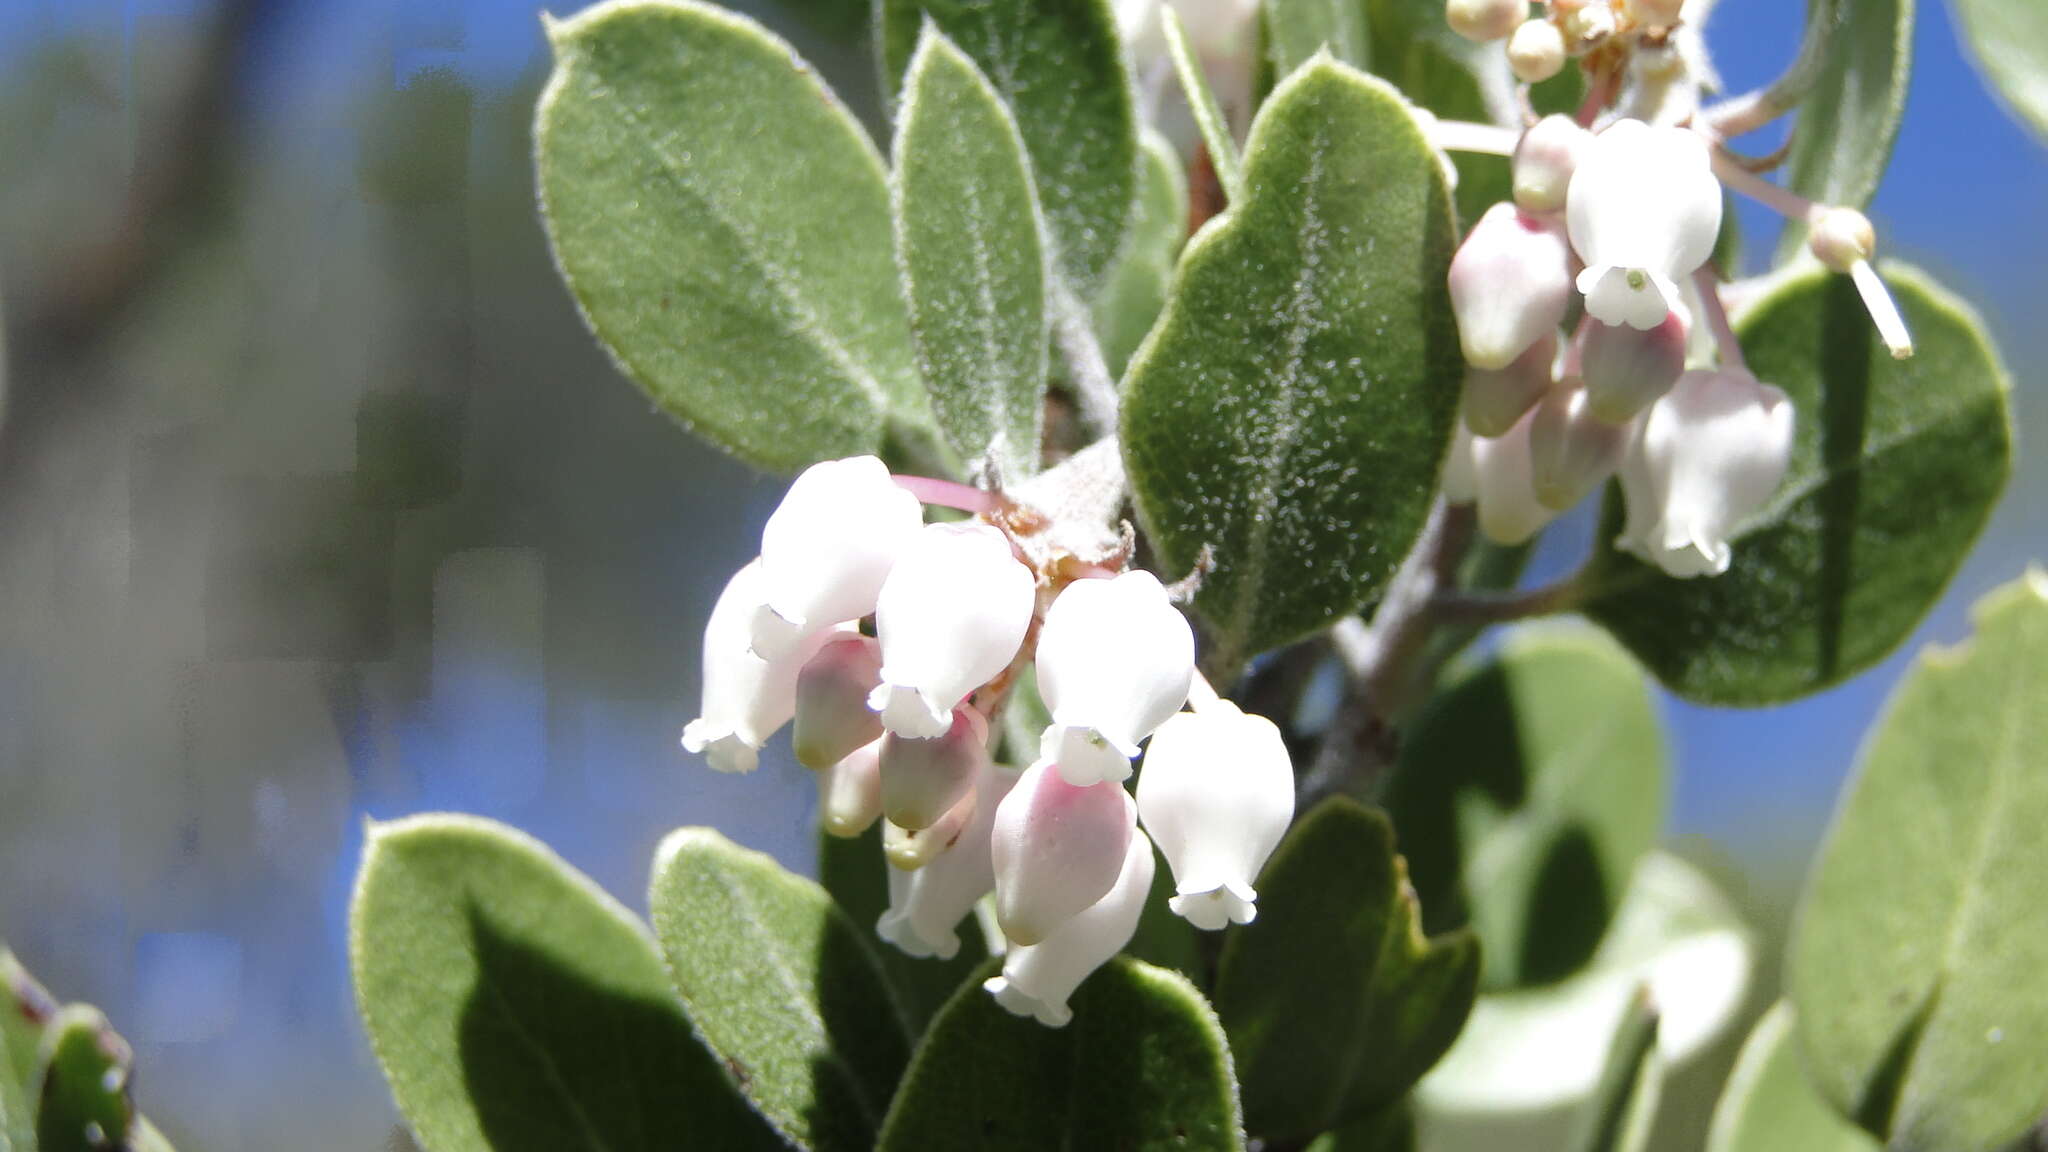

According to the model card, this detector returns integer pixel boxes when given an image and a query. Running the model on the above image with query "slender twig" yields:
[1432,568,1590,624]
[1692,266,1747,370]
[1050,281,1120,440]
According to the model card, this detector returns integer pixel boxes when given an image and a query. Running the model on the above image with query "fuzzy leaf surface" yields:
[1094,130,1187,377]
[1789,573,2048,1151]
[1778,0,1913,252]
[1122,59,1461,672]
[650,828,910,1152]
[1705,1002,1878,1152]
[536,0,921,471]
[1583,266,2011,705]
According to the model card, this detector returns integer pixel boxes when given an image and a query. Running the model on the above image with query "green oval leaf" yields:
[1788,572,2048,1151]
[1953,0,2048,143]
[1417,854,1754,1146]
[1566,990,1662,1152]
[536,0,922,471]
[1706,1002,1879,1152]
[650,827,910,1152]
[893,26,1048,479]
[879,0,1136,293]
[34,1007,132,1152]
[1122,58,1462,673]
[1093,130,1188,378]
[816,822,986,1035]
[1778,0,1913,253]
[1264,0,1370,79]
[1582,265,2012,705]
[875,957,1245,1151]
[350,814,779,1152]
[1388,627,1668,990]
[1214,798,1479,1142]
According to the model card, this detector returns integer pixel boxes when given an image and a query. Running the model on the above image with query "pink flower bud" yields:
[868,522,1036,739]
[984,828,1155,1027]
[793,635,884,770]
[683,559,853,774]
[880,707,989,830]
[1580,310,1687,421]
[818,740,883,839]
[877,758,1020,959]
[883,789,976,871]
[752,455,924,662]
[1450,202,1575,371]
[1617,367,1794,577]
[990,761,1136,946]
[1034,571,1194,787]
[1566,120,1721,330]
[1463,330,1558,438]
[1471,410,1559,545]
[1529,383,1635,511]
[1513,115,1592,216]
[1136,704,1292,930]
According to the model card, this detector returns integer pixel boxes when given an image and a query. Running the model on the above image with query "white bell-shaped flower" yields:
[793,635,884,770]
[1513,114,1592,215]
[1033,572,1194,787]
[868,522,1037,739]
[880,707,989,830]
[1136,703,1292,931]
[1470,410,1559,546]
[984,828,1155,1028]
[1580,308,1688,421]
[752,455,924,662]
[877,758,1020,959]
[1449,202,1575,370]
[817,739,883,839]
[1529,383,1636,511]
[1463,330,1557,438]
[1566,120,1722,330]
[683,559,852,774]
[991,761,1136,946]
[1618,367,1795,577]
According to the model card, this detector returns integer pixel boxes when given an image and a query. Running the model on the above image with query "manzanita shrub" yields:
[340,0,2048,1149]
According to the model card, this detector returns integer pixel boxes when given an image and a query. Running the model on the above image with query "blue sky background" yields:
[0,1,2039,1147]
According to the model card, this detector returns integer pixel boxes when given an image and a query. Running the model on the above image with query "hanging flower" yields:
[682,559,852,774]
[1033,571,1195,787]
[751,455,924,662]
[792,635,884,771]
[1465,410,1560,546]
[1135,702,1293,930]
[984,828,1156,1027]
[1449,201,1575,371]
[1463,330,1558,438]
[1579,308,1688,421]
[990,761,1137,946]
[1528,382,1637,511]
[1566,119,1722,330]
[817,739,883,839]
[867,522,1037,739]
[1616,367,1795,577]
[877,757,1021,960]
[879,707,989,831]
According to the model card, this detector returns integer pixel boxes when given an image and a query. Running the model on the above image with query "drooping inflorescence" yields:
[1437,0,1909,577]
[684,453,1296,1027]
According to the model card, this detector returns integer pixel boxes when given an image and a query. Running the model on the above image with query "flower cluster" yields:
[1435,0,1910,578]
[684,454,1295,1027]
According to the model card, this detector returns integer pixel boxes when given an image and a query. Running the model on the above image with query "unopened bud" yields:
[884,791,975,871]
[1034,571,1194,787]
[1624,0,1685,28]
[752,455,923,661]
[1580,310,1688,421]
[880,707,989,830]
[1464,330,1557,437]
[868,522,1036,739]
[1471,411,1558,545]
[1806,206,1875,273]
[984,828,1155,1027]
[1450,201,1575,370]
[1508,18,1567,83]
[818,740,883,839]
[1136,703,1293,930]
[1513,114,1592,214]
[991,761,1136,946]
[877,757,1018,958]
[793,635,883,770]
[1529,383,1635,511]
[1446,0,1526,42]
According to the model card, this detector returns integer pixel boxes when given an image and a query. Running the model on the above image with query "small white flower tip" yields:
[681,722,759,775]
[1038,725,1140,787]
[868,682,954,740]
[1578,266,1686,331]
[878,910,961,960]
[1169,886,1259,932]
[818,740,883,837]
[983,974,1073,1027]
